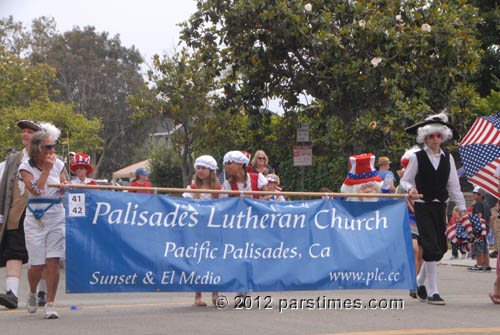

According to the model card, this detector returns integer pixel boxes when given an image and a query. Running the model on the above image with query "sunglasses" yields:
[257,157,266,160]
[427,133,442,139]
[43,144,56,150]
[74,166,87,170]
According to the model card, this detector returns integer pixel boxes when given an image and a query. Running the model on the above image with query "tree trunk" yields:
[93,134,119,178]
[180,139,194,187]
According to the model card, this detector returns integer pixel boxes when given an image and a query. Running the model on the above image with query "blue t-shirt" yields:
[378,170,396,182]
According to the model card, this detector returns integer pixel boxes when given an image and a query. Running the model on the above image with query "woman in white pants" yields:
[19,126,69,319]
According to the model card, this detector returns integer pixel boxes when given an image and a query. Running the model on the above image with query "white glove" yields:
[381,174,392,191]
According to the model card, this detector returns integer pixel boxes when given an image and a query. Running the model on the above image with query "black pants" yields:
[414,202,448,262]
[0,210,28,267]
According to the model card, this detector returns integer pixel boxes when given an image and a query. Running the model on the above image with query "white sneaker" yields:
[44,302,59,319]
[27,292,38,313]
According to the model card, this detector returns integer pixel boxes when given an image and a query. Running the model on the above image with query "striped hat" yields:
[342,153,382,186]
[70,153,92,174]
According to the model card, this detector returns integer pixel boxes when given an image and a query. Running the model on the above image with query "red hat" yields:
[343,153,382,186]
[70,153,92,174]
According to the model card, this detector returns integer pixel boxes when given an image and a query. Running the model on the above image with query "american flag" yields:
[446,216,470,243]
[446,223,457,243]
[459,113,500,198]
[459,215,473,239]
[462,214,486,243]
[470,214,487,243]
[447,214,485,244]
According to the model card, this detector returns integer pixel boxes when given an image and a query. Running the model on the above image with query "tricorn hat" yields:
[405,113,459,143]
[16,119,42,131]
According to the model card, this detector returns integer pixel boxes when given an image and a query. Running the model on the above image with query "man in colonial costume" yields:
[401,113,466,305]
[0,120,45,309]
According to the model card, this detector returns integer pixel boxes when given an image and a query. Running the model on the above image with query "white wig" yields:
[340,181,382,202]
[39,122,61,141]
[416,113,453,144]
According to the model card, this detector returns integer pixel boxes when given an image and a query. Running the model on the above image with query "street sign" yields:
[297,123,310,142]
[293,146,312,166]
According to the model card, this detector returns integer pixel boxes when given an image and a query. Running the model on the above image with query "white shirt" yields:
[183,185,228,199]
[18,158,65,215]
[400,145,466,211]
[221,173,268,194]
[70,177,94,185]
[19,158,65,200]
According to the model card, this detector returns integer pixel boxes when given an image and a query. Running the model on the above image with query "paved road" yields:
[1,256,499,335]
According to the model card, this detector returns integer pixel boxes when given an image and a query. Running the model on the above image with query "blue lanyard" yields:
[26,198,62,220]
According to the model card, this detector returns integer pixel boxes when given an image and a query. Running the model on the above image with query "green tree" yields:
[0,16,30,57]
[0,16,147,178]
[0,47,102,158]
[148,144,184,188]
[468,1,500,96]
[130,49,218,186]
[31,25,146,178]
[181,0,482,149]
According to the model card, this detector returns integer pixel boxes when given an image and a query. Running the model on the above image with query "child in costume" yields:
[70,153,97,185]
[183,155,223,306]
[262,174,286,201]
[221,151,267,199]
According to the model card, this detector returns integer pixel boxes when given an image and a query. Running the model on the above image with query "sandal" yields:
[489,293,500,305]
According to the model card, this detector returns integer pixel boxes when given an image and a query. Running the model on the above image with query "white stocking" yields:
[6,277,19,297]
[416,261,427,286]
[426,261,438,296]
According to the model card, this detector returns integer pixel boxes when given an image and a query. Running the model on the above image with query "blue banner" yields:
[65,190,416,293]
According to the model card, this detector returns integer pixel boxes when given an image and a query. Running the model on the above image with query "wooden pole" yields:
[49,184,418,198]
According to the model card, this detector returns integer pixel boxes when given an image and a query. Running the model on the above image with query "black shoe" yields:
[468,265,482,271]
[38,291,47,307]
[417,286,428,302]
[0,290,18,309]
[490,251,498,258]
[427,294,446,305]
[409,290,417,298]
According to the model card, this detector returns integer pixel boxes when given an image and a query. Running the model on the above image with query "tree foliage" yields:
[0,16,147,178]
[148,144,184,189]
[130,49,218,186]
[0,47,102,158]
[182,0,481,122]
[468,0,500,96]
[177,0,487,191]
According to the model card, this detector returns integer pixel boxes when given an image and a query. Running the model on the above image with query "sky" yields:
[1,0,198,62]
